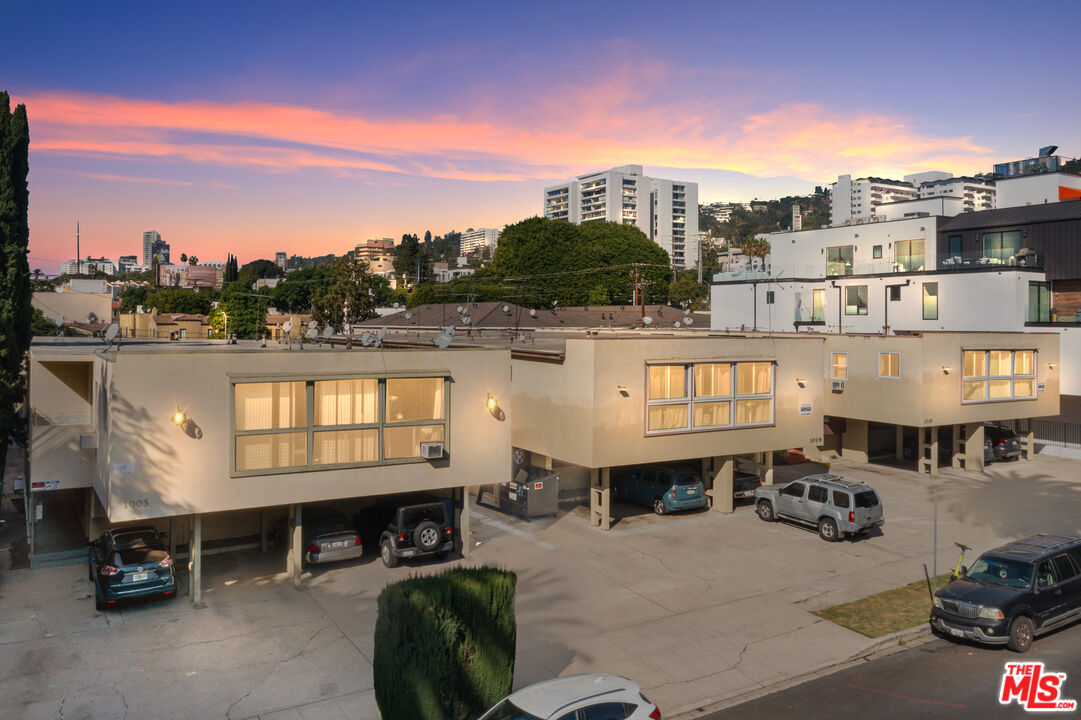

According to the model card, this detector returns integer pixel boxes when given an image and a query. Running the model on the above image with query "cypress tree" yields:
[0,91,31,490]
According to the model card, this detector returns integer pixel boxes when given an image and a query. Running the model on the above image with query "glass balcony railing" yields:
[939,250,1043,270]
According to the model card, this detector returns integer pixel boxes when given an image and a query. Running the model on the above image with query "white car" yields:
[478,674,660,720]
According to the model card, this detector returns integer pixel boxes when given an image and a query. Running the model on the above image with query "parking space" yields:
[3,453,1080,719]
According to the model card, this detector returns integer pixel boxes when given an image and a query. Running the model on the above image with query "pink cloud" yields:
[74,171,196,186]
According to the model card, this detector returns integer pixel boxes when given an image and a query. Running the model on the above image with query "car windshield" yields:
[402,505,446,527]
[854,491,879,508]
[478,699,543,720]
[967,556,1032,589]
[113,530,158,549]
[675,474,699,486]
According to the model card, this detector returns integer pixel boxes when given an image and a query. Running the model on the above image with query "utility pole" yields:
[630,263,651,318]
[76,221,80,274]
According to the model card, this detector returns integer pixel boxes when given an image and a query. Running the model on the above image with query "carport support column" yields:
[260,509,269,554]
[918,425,938,476]
[1021,418,1035,460]
[841,419,869,463]
[714,456,734,514]
[190,514,202,606]
[951,424,964,470]
[455,487,471,558]
[589,468,611,531]
[895,425,905,461]
[755,452,774,486]
[964,423,985,473]
[288,504,302,587]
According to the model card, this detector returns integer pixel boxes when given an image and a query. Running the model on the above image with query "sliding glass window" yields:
[895,239,925,272]
[826,245,854,277]
[845,285,868,315]
[1028,281,1051,323]
[646,361,774,435]
[961,350,1036,403]
[233,376,447,474]
[982,231,1021,263]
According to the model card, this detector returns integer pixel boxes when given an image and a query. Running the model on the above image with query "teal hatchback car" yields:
[612,464,707,515]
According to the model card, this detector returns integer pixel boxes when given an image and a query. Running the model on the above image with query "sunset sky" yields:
[2,0,1078,273]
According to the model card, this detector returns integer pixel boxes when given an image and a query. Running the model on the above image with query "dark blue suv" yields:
[612,464,707,515]
[89,526,177,611]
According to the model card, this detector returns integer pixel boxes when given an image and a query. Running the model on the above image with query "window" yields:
[831,352,847,380]
[894,238,925,272]
[922,282,938,320]
[232,376,447,474]
[580,703,635,720]
[812,289,824,322]
[961,350,1037,403]
[948,235,962,257]
[832,491,850,508]
[781,482,805,498]
[845,285,868,315]
[1051,553,1079,583]
[766,290,775,304]
[826,245,854,276]
[879,352,900,378]
[872,245,882,259]
[645,361,773,434]
[982,230,1021,263]
[888,285,901,302]
[1028,281,1051,323]
[1037,559,1058,588]
[808,486,828,503]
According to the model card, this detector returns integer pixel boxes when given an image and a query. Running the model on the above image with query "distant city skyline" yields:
[3,0,1079,274]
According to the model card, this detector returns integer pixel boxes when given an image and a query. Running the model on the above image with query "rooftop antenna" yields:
[282,320,294,349]
[76,221,80,273]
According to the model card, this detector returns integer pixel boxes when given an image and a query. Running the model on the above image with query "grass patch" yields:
[813,574,953,638]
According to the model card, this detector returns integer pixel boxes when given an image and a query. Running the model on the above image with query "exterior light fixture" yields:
[795,378,806,388]
[172,408,187,426]
[617,385,630,397]
[486,394,505,421]
[1048,362,1056,370]
[941,365,950,375]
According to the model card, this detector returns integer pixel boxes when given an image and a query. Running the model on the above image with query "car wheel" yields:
[1007,615,1035,653]
[413,521,441,552]
[652,498,666,515]
[756,501,774,522]
[380,540,399,568]
[818,518,839,542]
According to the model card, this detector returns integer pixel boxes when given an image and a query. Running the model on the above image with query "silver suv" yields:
[753,474,884,541]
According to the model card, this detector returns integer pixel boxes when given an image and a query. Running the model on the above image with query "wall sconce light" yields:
[172,407,187,426]
[617,385,630,397]
[1048,362,1056,370]
[172,407,203,438]
[795,378,806,388]
[486,393,505,421]
[941,365,950,375]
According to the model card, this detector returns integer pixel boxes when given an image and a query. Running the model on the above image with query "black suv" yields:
[931,534,1081,652]
[356,497,455,568]
[89,526,177,611]
[985,423,1022,460]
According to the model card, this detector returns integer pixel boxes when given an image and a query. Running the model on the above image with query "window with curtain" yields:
[233,376,447,474]
[645,361,773,434]
[922,282,938,320]
[961,350,1037,403]
[831,353,847,380]
[812,289,825,322]
[879,352,900,378]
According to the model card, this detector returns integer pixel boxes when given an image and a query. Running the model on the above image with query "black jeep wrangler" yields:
[356,498,455,568]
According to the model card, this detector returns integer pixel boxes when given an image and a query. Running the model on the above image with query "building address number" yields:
[120,498,150,509]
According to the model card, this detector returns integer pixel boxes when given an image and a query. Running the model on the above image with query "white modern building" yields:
[831,172,999,226]
[459,228,499,255]
[58,258,118,276]
[141,230,169,266]
[912,174,996,213]
[830,175,918,226]
[543,165,700,269]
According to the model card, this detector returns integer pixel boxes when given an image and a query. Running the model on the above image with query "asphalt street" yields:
[708,624,1081,720]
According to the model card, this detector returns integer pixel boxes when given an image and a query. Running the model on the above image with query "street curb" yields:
[669,623,934,719]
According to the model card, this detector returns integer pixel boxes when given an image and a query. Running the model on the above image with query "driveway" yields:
[1,453,1078,719]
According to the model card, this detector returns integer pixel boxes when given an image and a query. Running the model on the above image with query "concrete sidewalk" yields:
[0,454,1078,719]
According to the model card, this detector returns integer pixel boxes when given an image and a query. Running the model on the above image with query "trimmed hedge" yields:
[373,566,517,720]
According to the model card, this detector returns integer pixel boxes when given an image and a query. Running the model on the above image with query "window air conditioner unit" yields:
[831,380,845,392]
[419,441,445,460]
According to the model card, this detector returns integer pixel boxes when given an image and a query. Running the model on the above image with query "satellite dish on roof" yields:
[54,315,66,327]
[305,327,319,340]
[674,321,681,328]
[529,309,536,317]
[282,320,293,333]
[377,326,387,342]
[461,316,471,325]
[642,316,653,326]
[684,308,691,316]
[432,326,454,349]
[87,311,98,324]
[104,323,120,342]
[457,305,464,314]
[684,317,694,326]
[361,332,374,347]
[502,305,510,312]
[322,326,335,338]
[404,312,413,320]
[343,323,351,335]
[308,320,318,330]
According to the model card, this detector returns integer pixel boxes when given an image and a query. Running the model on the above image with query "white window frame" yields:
[960,350,1037,404]
[831,352,847,380]
[645,361,774,436]
[878,352,900,378]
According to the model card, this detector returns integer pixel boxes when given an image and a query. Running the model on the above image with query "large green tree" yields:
[393,234,433,284]
[236,258,283,287]
[483,217,670,307]
[0,92,31,490]
[209,284,269,339]
[310,255,378,329]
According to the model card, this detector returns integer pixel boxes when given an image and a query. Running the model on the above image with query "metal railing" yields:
[999,419,1081,449]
